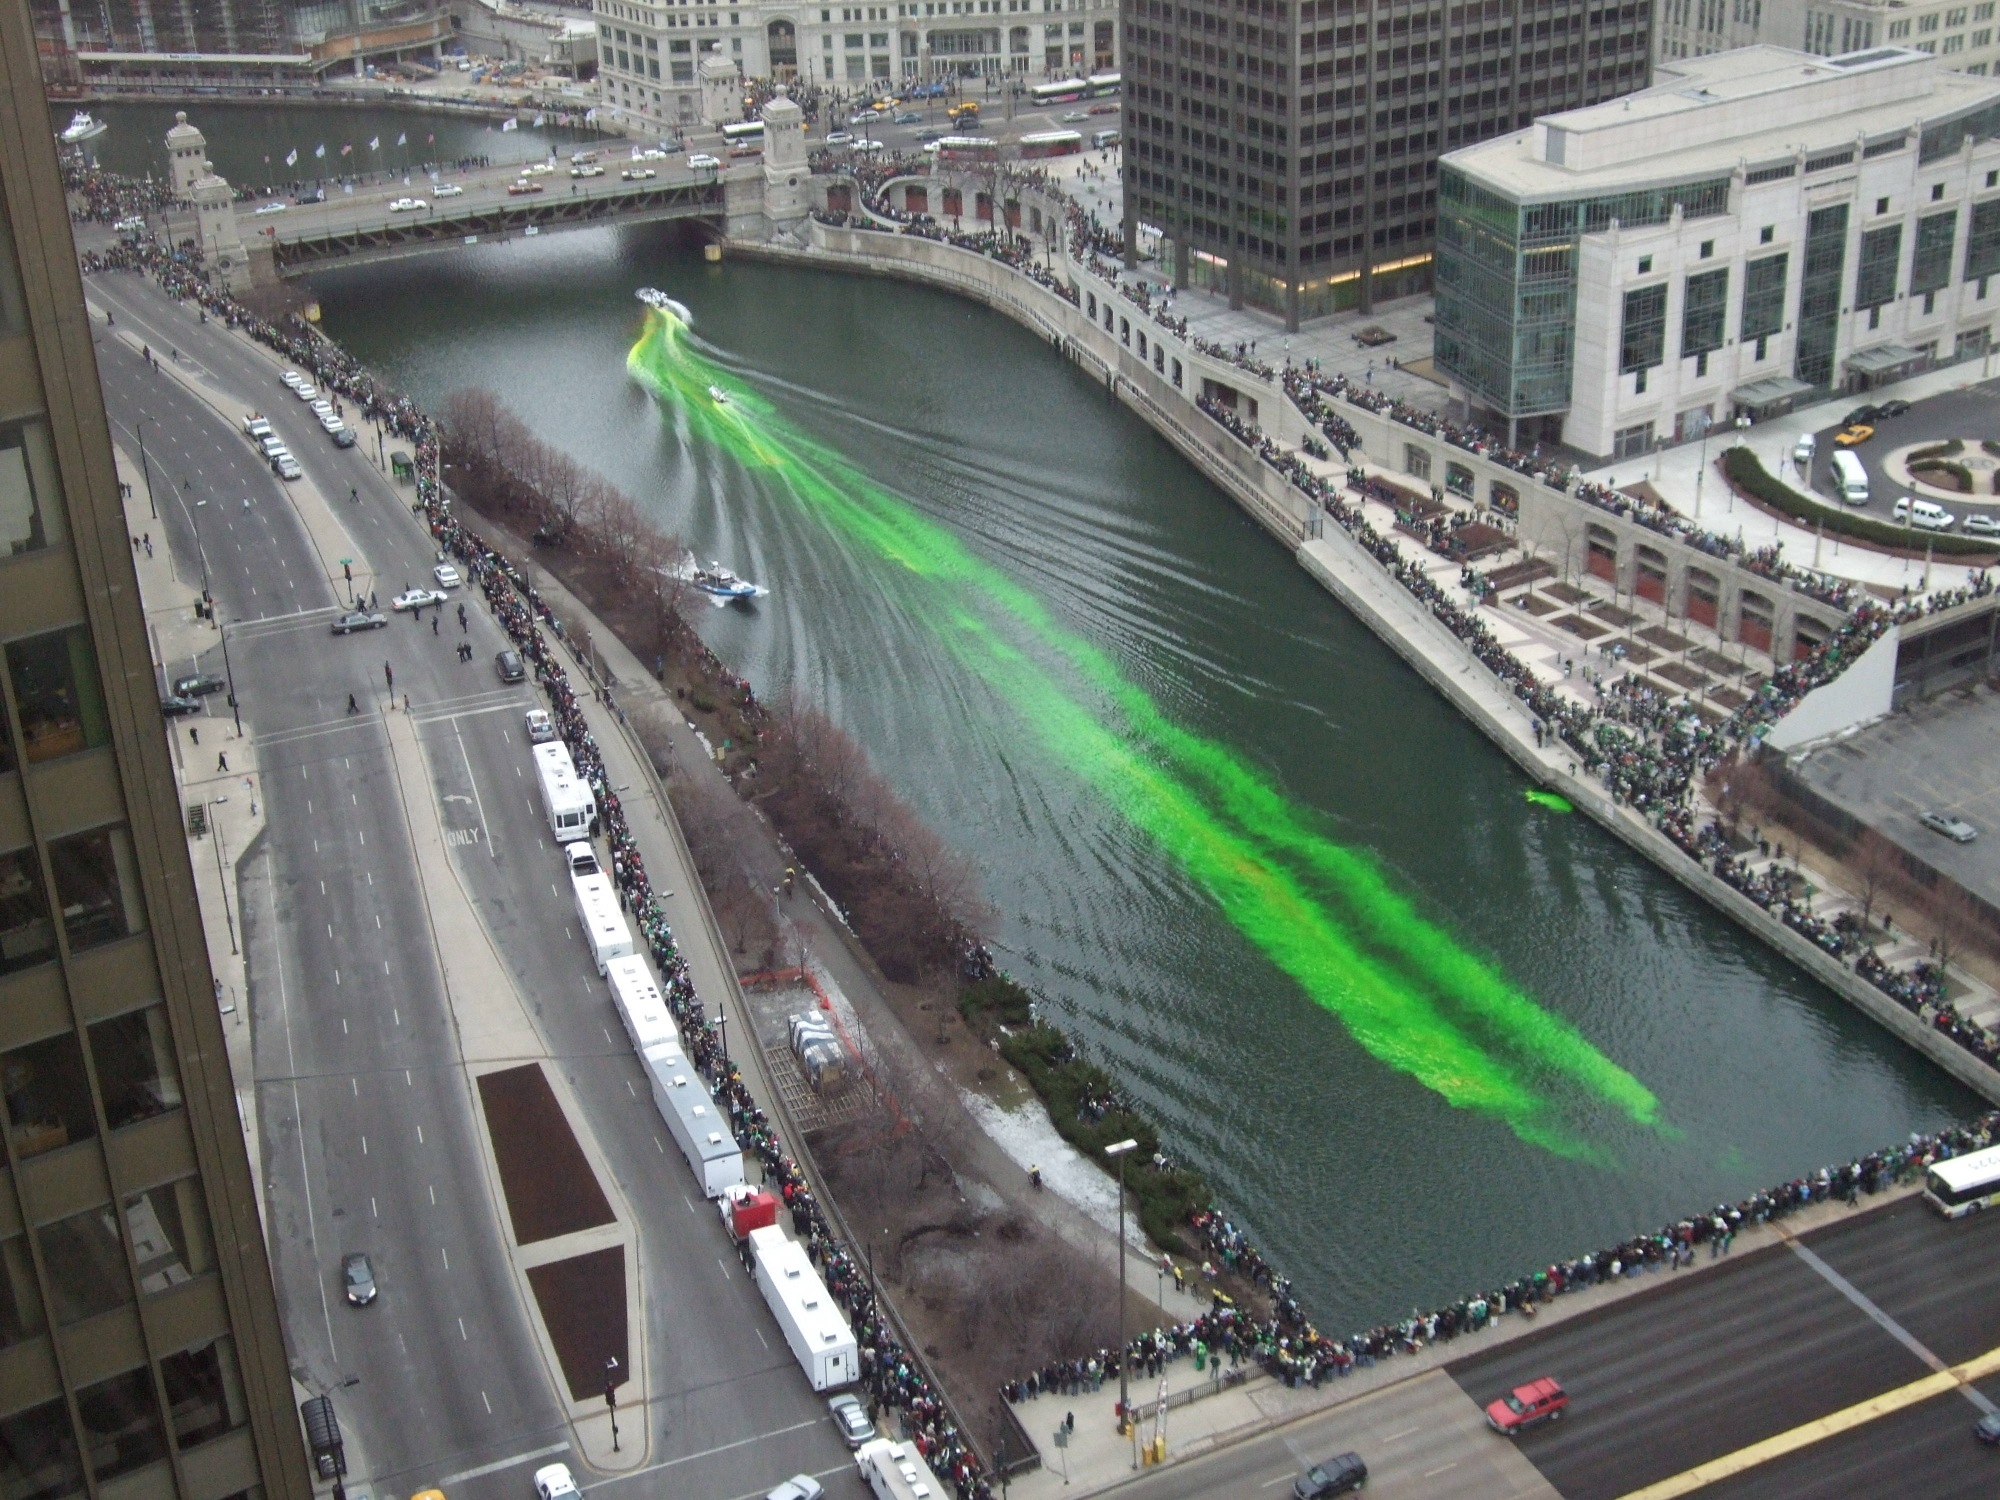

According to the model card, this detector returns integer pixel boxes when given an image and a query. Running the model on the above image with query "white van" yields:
[1893,496,1957,531]
[1829,450,1869,506]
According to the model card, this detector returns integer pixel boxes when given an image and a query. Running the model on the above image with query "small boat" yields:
[672,553,766,605]
[708,384,730,406]
[635,286,692,323]
[59,112,107,145]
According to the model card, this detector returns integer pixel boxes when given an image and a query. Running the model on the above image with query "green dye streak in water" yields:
[1526,789,1576,814]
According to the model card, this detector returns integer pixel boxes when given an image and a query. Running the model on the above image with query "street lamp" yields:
[1104,1136,1137,1465]
[1687,408,1714,520]
[604,1356,620,1452]
[715,1003,728,1061]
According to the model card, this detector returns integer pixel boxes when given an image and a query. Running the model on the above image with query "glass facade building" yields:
[0,5,308,1500]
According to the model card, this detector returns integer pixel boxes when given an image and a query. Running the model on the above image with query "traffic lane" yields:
[1797,1194,2000,1367]
[1809,379,2000,516]
[426,699,862,1488]
[1446,1245,1933,1500]
[1080,1369,1554,1500]
[1699,1372,2000,1500]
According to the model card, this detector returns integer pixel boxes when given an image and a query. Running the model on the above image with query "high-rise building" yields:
[0,4,310,1499]
[1120,0,1654,329]
[1656,0,2000,80]
[1433,45,2000,458]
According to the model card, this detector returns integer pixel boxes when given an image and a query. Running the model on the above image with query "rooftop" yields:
[1448,45,2000,199]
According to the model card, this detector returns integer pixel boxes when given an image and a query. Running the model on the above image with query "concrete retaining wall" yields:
[725,222,2000,1107]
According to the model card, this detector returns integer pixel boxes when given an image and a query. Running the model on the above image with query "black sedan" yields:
[495,649,525,683]
[342,1252,377,1306]
[1875,398,1912,418]
[159,694,203,717]
[172,672,227,697]
[1843,403,1881,427]
[331,611,387,635]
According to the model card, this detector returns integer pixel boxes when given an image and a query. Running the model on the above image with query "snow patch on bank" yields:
[955,1087,1147,1248]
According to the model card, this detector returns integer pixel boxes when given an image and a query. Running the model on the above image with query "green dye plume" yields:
[627,304,1664,1155]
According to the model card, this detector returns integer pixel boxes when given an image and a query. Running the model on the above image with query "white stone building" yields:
[1657,0,2000,77]
[590,0,1117,133]
[1433,46,2000,462]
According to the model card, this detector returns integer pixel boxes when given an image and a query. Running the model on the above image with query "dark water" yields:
[55,100,603,190]
[305,221,1978,1329]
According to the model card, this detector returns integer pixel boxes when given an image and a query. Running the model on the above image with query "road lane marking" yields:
[433,1441,571,1488]
[1421,1463,1458,1478]
[583,1421,817,1489]
[1614,1342,2000,1498]
[1381,1426,1419,1443]
[459,1317,468,1340]
[430,1184,436,1205]
[755,1327,768,1350]
[267,863,337,1363]
[418,1125,425,1144]
[482,1391,492,1414]
[717,1257,731,1279]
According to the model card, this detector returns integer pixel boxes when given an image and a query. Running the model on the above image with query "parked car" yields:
[1920,811,1977,843]
[159,693,203,717]
[1843,404,1882,427]
[827,1393,875,1449]
[173,673,227,697]
[341,1252,376,1306]
[762,1480,822,1500]
[434,183,465,197]
[1061,110,1091,122]
[331,610,388,634]
[244,415,273,441]
[1833,423,1875,446]
[893,110,923,124]
[621,166,657,180]
[1874,398,1911,418]
[688,152,722,170]
[533,1464,580,1500]
[280,370,306,389]
[1893,495,1956,530]
[824,131,855,145]
[332,428,359,448]
[393,588,447,612]
[310,399,334,419]
[1977,1411,2000,1444]
[495,649,526,683]
[320,415,348,436]
[524,708,557,744]
[1292,1452,1368,1498]
[434,563,462,588]
[1965,513,2000,536]
[274,455,303,481]
[1485,1376,1567,1434]
[294,382,319,402]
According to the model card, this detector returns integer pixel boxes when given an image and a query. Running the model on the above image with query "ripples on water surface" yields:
[314,226,1977,1327]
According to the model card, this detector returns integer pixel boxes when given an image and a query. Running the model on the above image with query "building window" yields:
[0,1400,84,1500]
[0,421,62,560]
[1699,239,1714,258]
[1620,283,1668,375]
[1889,16,1911,34]
[1966,198,2000,281]
[1912,209,1958,295]
[1636,254,1652,274]
[161,1337,248,1451]
[0,1230,43,1350]
[4,1030,98,1161]
[1876,196,1891,215]
[1920,11,1939,29]
[47,825,145,951]
[75,1368,168,1484]
[1613,421,1655,460]
[5,627,108,765]
[89,1007,182,1131]
[124,1178,214,1295]
[1855,223,1903,309]
[1760,225,1775,244]
[0,846,52,974]
[1682,268,1729,360]
[37,1203,129,1323]
[1740,251,1789,342]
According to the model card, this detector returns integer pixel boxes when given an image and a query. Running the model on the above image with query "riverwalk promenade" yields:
[755,177,2000,1110]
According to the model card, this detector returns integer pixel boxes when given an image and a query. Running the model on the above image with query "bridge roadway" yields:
[86,271,863,1500]
[1093,1195,2000,1500]
[224,153,728,272]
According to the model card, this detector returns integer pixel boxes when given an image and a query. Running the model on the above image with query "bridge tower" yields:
[700,53,742,126]
[165,111,206,200]
[760,88,807,230]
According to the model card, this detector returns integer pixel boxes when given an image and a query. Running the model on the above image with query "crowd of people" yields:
[1007,1112,2000,1404]
[64,161,176,226]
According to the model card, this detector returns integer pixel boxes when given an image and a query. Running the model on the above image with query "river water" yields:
[286,219,1975,1329]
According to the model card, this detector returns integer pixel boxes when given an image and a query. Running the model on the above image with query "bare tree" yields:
[1852,830,1901,927]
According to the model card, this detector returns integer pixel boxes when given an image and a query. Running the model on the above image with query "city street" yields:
[87,272,862,1500]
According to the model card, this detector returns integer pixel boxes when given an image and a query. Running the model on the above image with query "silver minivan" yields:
[1793,432,1815,470]
[1893,495,1957,530]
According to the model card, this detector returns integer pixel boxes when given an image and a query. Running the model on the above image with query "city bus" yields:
[1923,1142,2000,1217]
[721,120,765,156]
[1028,77,1088,105]
[1085,71,1122,96]
[1019,129,1084,158]
[935,135,999,163]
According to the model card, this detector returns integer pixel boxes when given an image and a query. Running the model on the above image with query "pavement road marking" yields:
[584,1419,819,1489]
[1614,1342,2000,1499]
[433,1441,572,1489]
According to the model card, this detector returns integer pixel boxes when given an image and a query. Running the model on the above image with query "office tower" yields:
[1121,0,1654,328]
[0,4,310,1499]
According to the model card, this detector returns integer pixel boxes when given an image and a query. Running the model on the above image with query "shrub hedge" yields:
[1720,447,1998,557]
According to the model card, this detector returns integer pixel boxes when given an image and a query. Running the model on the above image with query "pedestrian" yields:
[403,694,410,713]
[432,615,439,635]
[217,752,228,772]
[347,692,359,714]
[189,725,199,745]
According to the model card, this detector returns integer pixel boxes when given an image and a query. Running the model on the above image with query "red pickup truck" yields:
[1485,1377,1568,1435]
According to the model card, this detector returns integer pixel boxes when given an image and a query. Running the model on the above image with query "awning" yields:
[1843,342,1926,375]
[1730,375,1814,409]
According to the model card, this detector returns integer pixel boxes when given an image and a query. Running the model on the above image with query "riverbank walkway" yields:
[1003,1186,2000,1499]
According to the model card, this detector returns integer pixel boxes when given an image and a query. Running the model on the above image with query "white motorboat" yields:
[59,112,107,145]
[671,553,766,605]
[708,384,730,406]
[635,286,692,323]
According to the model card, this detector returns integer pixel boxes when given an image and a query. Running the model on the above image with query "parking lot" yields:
[1799,378,2000,532]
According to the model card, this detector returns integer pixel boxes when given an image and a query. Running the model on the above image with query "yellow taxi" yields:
[1833,423,1875,446]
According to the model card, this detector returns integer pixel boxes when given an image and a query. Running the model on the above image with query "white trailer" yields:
[855,1438,947,1500]
[533,741,596,843]
[748,1224,858,1391]
[605,954,677,1053]
[648,1055,745,1198]
[571,869,633,976]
